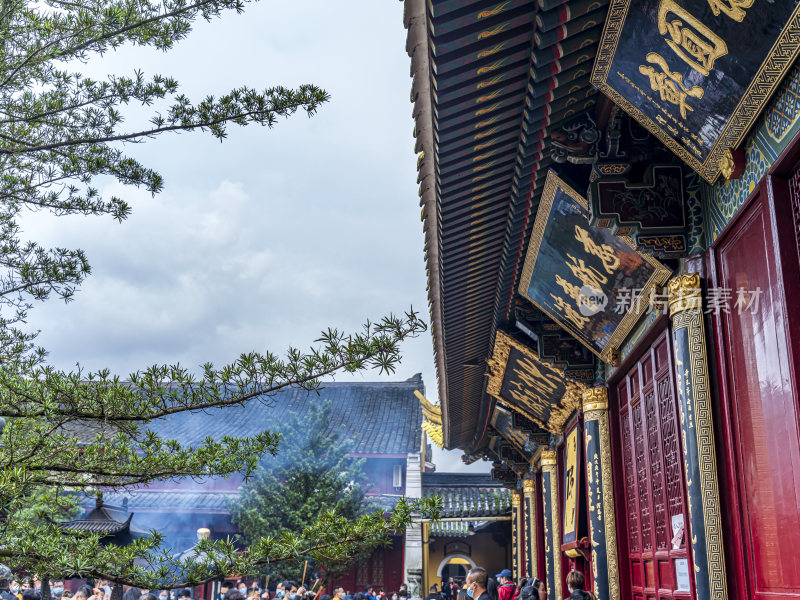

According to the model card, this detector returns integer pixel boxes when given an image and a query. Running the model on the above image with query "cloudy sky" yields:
[21,0,489,473]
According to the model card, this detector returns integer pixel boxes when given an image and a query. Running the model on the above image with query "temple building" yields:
[94,375,433,596]
[403,2,800,600]
[421,473,512,590]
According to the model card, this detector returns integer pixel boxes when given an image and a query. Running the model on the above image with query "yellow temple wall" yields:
[424,528,511,592]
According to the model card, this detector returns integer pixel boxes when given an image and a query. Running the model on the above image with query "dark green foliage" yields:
[231,400,379,582]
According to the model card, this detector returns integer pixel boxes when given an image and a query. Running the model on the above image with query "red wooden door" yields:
[614,331,693,600]
[383,537,404,595]
[712,181,800,600]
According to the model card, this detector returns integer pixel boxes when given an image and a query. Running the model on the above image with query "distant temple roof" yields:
[423,472,511,537]
[98,490,237,512]
[61,494,145,541]
[98,490,404,513]
[145,374,425,455]
[423,472,511,518]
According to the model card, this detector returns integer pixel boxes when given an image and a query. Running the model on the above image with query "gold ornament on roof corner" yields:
[422,420,444,449]
[415,390,444,448]
[414,390,442,425]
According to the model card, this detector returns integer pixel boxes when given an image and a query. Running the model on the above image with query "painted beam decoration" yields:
[487,330,585,434]
[591,0,800,183]
[518,171,672,364]
[491,405,544,457]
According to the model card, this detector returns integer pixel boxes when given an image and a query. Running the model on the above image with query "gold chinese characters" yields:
[659,0,728,76]
[640,53,705,119]
[637,0,752,121]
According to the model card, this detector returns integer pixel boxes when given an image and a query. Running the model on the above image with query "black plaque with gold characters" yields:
[487,331,586,434]
[518,171,671,364]
[592,0,800,183]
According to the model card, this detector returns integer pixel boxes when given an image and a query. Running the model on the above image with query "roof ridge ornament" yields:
[415,389,445,448]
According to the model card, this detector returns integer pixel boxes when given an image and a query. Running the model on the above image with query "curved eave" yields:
[406,0,450,447]
[405,0,609,452]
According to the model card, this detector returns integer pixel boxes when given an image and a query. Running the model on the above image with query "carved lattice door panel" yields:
[615,330,694,600]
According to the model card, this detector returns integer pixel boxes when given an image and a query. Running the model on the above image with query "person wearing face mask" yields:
[0,567,16,600]
[465,568,497,600]
[158,591,169,600]
[49,581,65,600]
[10,581,21,600]
[282,583,297,600]
[564,572,593,600]
[271,584,284,600]
[332,588,345,600]
[495,571,515,600]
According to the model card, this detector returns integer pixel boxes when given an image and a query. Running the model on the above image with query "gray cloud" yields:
[18,1,489,474]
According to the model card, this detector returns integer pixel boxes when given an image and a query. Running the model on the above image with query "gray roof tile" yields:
[146,375,425,455]
[423,472,511,518]
[98,491,405,513]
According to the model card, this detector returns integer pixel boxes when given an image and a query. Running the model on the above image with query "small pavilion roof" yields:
[61,494,145,537]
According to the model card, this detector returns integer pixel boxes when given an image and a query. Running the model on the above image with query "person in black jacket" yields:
[0,566,16,600]
[464,568,497,600]
[564,572,593,600]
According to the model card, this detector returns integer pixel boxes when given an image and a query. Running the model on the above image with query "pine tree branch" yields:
[0,0,236,90]
[0,98,326,155]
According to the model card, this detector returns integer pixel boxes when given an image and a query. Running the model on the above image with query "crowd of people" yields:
[0,567,595,600]
[424,567,594,600]
[0,575,409,600]
[214,580,410,600]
